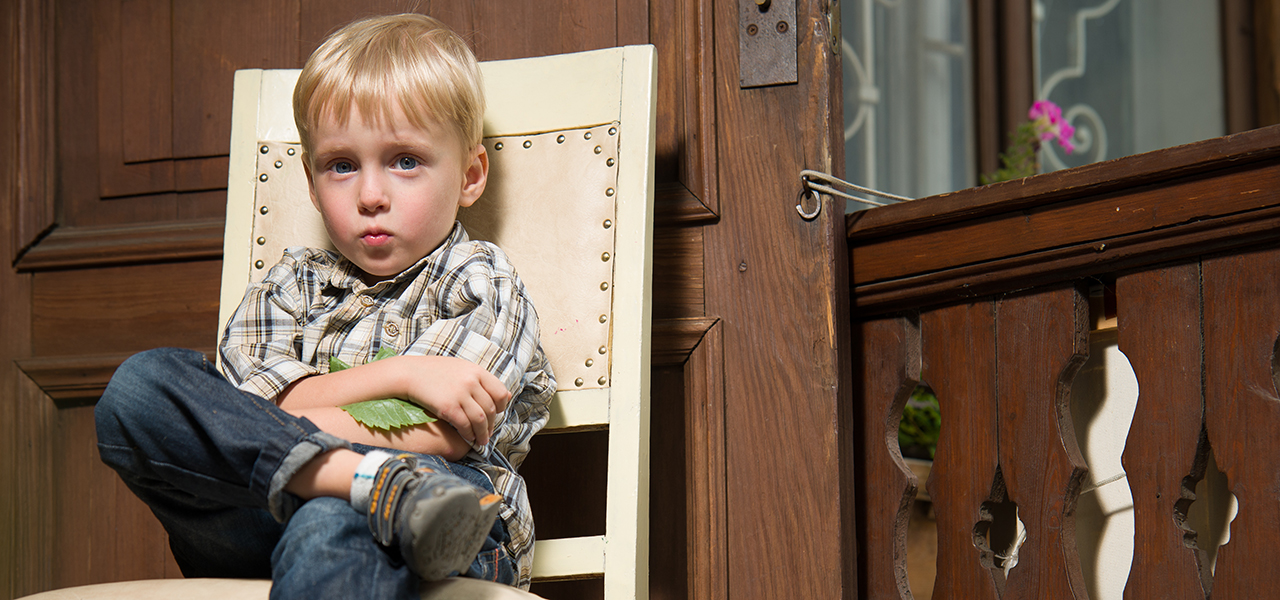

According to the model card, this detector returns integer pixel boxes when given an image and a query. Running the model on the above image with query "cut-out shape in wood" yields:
[1179,442,1239,597]
[973,467,1023,595]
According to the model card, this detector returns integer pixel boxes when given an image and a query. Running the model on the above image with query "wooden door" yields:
[0,1,853,599]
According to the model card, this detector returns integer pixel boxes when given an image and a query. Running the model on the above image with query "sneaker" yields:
[367,454,503,580]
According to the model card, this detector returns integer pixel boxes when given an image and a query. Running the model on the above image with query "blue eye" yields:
[332,161,354,174]
[397,156,419,170]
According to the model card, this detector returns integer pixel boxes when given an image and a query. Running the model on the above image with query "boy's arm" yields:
[398,252,554,460]
[219,254,503,454]
[276,353,510,450]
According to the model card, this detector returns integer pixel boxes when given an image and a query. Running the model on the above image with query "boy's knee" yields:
[97,348,202,437]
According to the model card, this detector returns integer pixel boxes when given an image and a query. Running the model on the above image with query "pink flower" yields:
[1029,99,1074,154]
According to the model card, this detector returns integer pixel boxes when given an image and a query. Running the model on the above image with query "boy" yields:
[94,13,554,597]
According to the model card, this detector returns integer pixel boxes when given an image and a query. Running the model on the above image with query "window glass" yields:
[842,0,975,209]
[1034,0,1225,171]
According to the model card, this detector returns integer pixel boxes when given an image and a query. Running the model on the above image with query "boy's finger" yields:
[462,398,490,447]
[479,374,510,411]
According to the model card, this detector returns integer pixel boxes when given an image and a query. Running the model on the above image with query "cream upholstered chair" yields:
[22,46,655,600]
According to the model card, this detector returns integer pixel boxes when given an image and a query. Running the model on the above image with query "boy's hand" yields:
[395,355,511,448]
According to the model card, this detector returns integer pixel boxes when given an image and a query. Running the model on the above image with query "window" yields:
[842,0,1235,205]
[1034,0,1226,171]
[841,0,975,206]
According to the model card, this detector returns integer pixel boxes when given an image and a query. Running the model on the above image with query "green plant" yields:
[980,100,1076,184]
[898,384,940,460]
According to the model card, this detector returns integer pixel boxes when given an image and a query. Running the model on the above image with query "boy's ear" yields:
[458,144,488,208]
[302,154,322,212]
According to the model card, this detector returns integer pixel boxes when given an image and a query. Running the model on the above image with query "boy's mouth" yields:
[361,230,391,246]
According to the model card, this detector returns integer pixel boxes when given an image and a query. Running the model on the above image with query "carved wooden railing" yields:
[847,125,1280,599]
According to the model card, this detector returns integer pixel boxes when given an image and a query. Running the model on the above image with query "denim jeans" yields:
[95,348,515,598]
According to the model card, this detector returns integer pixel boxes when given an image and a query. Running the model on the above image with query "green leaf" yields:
[341,398,437,430]
[329,347,437,430]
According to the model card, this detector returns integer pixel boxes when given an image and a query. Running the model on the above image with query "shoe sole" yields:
[405,486,503,581]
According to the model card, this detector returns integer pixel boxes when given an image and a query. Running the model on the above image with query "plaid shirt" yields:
[219,224,554,588]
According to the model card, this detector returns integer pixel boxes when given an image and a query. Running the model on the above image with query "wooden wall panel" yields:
[1117,263,1209,599]
[54,0,300,229]
[30,261,222,358]
[651,0,717,221]
[52,407,179,589]
[11,0,56,256]
[684,322,725,600]
[2,1,57,596]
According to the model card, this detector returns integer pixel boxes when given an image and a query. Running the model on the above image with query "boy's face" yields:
[305,102,487,284]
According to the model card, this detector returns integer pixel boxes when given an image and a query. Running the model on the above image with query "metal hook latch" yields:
[797,169,914,220]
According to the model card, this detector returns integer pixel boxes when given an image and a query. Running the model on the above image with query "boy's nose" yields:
[358,175,390,212]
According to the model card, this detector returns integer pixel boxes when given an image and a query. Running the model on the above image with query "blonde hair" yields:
[293,14,485,159]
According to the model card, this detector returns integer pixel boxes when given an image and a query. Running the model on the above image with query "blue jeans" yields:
[95,348,515,598]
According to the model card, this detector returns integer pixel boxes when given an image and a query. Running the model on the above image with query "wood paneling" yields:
[2,0,798,596]
[1117,263,1208,599]
[653,227,705,320]
[31,260,222,357]
[15,219,224,272]
[651,0,717,220]
[684,321,725,600]
[52,406,179,589]
[11,0,56,256]
[2,2,56,596]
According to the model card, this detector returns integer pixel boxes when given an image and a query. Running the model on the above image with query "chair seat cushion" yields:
[18,578,544,600]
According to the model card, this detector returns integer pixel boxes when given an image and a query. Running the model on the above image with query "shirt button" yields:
[359,296,374,307]
[384,322,400,337]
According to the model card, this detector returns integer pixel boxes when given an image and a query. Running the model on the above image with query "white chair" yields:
[24,46,656,600]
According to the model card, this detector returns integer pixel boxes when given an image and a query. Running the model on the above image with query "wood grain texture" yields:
[650,364,688,600]
[12,0,56,257]
[854,316,920,600]
[847,125,1280,241]
[1117,262,1208,599]
[31,260,222,357]
[1202,246,1280,600]
[707,0,852,597]
[651,0,717,218]
[653,225,706,320]
[2,1,57,595]
[923,301,1002,600]
[996,285,1089,600]
[685,322,726,600]
[848,129,1280,314]
[15,219,224,272]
